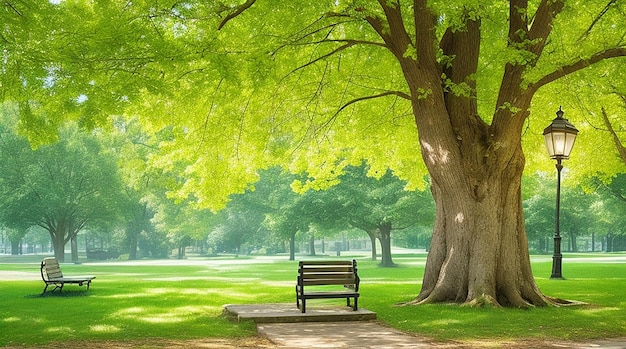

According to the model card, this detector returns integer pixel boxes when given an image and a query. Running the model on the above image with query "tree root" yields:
[397,295,587,308]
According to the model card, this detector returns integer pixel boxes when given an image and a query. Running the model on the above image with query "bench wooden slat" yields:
[298,260,354,265]
[301,272,355,278]
[301,279,356,286]
[300,266,354,273]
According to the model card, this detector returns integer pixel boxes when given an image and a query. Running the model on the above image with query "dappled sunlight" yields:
[112,305,220,324]
[455,212,465,223]
[97,287,260,300]
[90,324,121,333]
[259,280,293,287]
[423,318,463,327]
[580,306,620,313]
[45,326,75,334]
[2,316,20,323]
[144,276,260,283]
[420,140,450,165]
[99,291,160,299]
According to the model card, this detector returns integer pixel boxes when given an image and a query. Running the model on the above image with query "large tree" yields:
[0,117,123,262]
[3,1,626,306]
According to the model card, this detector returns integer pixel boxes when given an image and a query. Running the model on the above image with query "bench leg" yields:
[353,297,358,311]
[301,299,306,313]
[296,287,300,309]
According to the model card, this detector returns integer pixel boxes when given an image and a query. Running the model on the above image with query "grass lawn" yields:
[0,252,625,347]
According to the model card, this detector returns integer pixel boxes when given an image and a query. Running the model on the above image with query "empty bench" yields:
[40,257,95,294]
[296,259,360,313]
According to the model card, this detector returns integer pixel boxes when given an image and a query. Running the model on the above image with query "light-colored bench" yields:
[40,257,95,293]
[296,259,360,313]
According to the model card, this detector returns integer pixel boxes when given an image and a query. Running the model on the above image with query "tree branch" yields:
[602,105,626,164]
[530,47,626,91]
[284,40,384,77]
[336,91,412,115]
[217,0,256,31]
[578,0,618,42]
[527,0,564,61]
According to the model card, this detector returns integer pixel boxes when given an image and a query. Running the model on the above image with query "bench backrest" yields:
[298,259,359,290]
[41,257,64,281]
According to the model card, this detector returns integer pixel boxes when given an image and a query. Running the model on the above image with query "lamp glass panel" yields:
[563,133,577,157]
[552,131,566,156]
[543,133,555,157]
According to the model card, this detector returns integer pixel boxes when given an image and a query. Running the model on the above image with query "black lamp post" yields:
[543,106,578,280]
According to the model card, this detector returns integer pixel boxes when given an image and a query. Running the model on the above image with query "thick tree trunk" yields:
[412,142,550,307]
[378,222,396,267]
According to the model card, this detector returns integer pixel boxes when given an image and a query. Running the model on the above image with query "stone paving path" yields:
[258,321,626,349]
[225,304,626,348]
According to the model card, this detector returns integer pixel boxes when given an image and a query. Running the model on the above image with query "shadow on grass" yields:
[25,290,92,298]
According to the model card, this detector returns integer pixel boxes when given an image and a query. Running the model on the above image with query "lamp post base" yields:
[550,254,564,279]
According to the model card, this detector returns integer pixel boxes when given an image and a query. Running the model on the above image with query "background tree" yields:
[320,164,434,266]
[0,120,123,262]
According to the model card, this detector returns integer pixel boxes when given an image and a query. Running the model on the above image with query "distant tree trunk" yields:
[568,231,577,252]
[51,232,66,262]
[309,233,316,256]
[591,232,595,252]
[368,229,377,261]
[128,231,139,260]
[378,222,395,267]
[11,240,20,255]
[47,220,69,262]
[71,235,79,262]
[289,233,296,261]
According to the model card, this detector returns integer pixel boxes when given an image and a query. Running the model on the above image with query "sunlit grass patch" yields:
[89,324,121,333]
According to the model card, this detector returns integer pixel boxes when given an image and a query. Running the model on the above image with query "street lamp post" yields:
[543,106,578,280]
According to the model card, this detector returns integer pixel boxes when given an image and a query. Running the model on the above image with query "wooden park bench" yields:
[296,259,360,313]
[40,257,95,294]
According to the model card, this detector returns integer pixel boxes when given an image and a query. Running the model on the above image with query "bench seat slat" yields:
[301,272,355,278]
[301,290,360,298]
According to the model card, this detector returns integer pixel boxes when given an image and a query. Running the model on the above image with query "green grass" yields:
[1,253,625,346]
